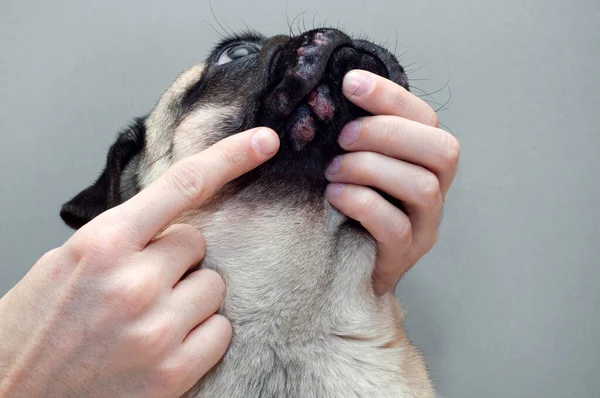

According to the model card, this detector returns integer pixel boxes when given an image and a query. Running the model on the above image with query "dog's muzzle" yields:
[260,29,406,150]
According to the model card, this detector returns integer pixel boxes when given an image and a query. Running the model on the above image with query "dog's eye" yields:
[217,44,259,65]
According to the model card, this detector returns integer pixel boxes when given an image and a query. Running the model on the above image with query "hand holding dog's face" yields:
[326,70,459,294]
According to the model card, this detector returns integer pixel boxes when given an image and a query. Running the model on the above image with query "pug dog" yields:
[60,28,435,397]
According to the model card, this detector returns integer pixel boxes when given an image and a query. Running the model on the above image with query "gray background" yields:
[1,0,599,397]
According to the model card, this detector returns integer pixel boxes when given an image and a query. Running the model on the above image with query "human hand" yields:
[0,128,280,398]
[326,70,460,295]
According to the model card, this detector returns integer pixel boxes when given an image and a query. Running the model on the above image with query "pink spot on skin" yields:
[307,87,335,121]
[313,32,328,46]
[297,46,318,56]
[291,115,315,144]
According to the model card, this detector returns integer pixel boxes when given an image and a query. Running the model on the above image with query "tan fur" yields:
[140,63,206,188]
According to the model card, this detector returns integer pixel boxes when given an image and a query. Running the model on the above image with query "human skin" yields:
[328,70,459,295]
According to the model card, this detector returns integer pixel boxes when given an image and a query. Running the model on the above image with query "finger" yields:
[143,224,206,285]
[111,127,279,247]
[325,183,414,293]
[169,269,226,336]
[325,152,444,211]
[343,70,438,127]
[373,246,412,295]
[171,315,232,392]
[326,153,442,255]
[337,115,460,197]
[326,183,413,250]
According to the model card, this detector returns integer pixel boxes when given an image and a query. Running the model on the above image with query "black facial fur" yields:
[60,119,145,229]
[60,28,408,229]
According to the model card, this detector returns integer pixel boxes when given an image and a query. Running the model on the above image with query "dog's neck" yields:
[180,196,417,398]
[175,193,379,338]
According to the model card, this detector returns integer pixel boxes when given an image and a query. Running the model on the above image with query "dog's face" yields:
[60,28,407,229]
[60,28,431,397]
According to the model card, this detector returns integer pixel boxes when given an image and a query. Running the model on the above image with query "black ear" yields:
[60,118,146,229]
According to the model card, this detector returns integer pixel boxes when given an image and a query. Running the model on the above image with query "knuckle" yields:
[106,272,160,313]
[165,224,206,254]
[380,117,400,140]
[353,152,377,180]
[431,229,440,247]
[66,224,130,264]
[127,322,172,355]
[418,173,442,207]
[199,269,226,303]
[218,144,245,171]
[177,224,206,248]
[389,218,413,245]
[442,135,460,167]
[168,160,208,205]
[35,247,62,265]
[392,89,409,112]
[154,362,189,394]
[425,109,439,127]
[210,314,233,342]
[415,229,439,255]
[90,224,128,253]
[359,190,381,219]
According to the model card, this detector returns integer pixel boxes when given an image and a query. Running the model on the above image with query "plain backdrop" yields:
[1,1,599,397]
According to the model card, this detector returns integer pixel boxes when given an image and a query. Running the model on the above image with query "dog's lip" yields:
[266,31,353,120]
[307,85,335,122]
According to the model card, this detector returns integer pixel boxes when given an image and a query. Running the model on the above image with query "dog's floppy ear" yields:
[60,118,146,229]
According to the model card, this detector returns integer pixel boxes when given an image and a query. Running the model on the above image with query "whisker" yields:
[438,121,455,136]
[405,61,431,75]
[209,0,231,36]
[223,19,235,37]
[204,20,224,38]
[434,86,452,113]
[403,60,418,69]
[410,80,450,99]
[301,11,308,33]
[285,5,294,36]
[289,12,304,36]
[297,12,306,34]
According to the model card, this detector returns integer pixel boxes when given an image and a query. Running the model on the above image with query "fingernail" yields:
[338,121,361,147]
[343,70,373,98]
[326,183,346,199]
[325,156,343,177]
[252,128,278,155]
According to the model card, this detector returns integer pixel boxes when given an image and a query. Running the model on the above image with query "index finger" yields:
[343,70,439,127]
[110,127,279,247]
